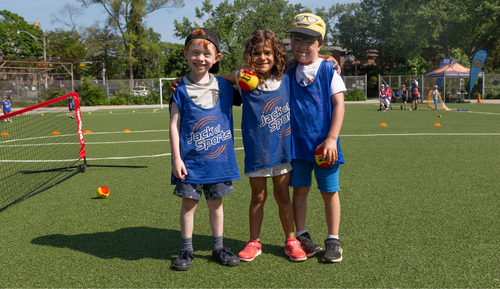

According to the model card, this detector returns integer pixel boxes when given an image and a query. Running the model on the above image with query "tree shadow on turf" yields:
[31,227,288,262]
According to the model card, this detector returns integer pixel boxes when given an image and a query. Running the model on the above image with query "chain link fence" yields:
[343,75,367,98]
[379,74,500,104]
[378,74,424,103]
[0,77,174,106]
[485,74,500,98]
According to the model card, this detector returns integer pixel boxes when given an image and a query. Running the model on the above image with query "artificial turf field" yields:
[0,102,499,288]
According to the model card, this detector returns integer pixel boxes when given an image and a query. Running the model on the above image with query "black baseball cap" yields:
[185,28,221,73]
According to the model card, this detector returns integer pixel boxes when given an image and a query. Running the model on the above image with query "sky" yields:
[2,0,359,44]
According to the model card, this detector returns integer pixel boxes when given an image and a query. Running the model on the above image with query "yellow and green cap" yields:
[287,13,326,39]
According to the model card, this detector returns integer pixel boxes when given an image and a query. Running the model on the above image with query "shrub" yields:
[484,88,500,99]
[109,96,127,105]
[36,87,69,107]
[79,80,107,106]
[344,88,366,101]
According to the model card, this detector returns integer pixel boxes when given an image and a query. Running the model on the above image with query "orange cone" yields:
[434,123,441,126]
[123,129,131,132]
[478,94,482,103]
[84,130,92,133]
[52,131,60,135]
[380,123,387,126]
[1,132,9,136]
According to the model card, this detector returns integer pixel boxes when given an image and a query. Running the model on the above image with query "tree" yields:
[50,4,85,36]
[0,10,44,57]
[332,0,500,72]
[174,0,306,75]
[78,0,185,89]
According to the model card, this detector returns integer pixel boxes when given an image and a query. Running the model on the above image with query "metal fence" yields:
[0,77,173,104]
[379,74,424,103]
[2,75,370,104]
[485,74,500,97]
[344,75,367,97]
[379,74,500,104]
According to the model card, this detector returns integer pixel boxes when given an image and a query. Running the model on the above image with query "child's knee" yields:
[273,189,291,205]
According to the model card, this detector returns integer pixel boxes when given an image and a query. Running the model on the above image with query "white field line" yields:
[2,132,499,162]
[465,111,500,116]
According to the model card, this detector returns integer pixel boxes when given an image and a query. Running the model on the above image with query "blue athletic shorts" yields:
[173,181,234,200]
[434,99,438,104]
[290,159,339,193]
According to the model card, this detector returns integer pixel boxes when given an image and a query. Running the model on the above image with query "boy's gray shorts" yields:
[173,181,234,200]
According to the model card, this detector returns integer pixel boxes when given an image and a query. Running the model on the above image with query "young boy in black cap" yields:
[169,28,241,271]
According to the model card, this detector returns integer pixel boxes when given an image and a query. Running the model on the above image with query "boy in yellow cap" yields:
[287,13,346,263]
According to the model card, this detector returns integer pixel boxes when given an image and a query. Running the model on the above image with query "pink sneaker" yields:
[238,239,262,262]
[285,238,307,261]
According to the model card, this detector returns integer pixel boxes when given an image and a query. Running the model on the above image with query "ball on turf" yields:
[97,186,109,199]
[438,115,441,118]
[238,71,259,92]
[315,148,333,168]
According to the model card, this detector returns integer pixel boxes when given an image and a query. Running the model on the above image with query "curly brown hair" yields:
[243,29,289,82]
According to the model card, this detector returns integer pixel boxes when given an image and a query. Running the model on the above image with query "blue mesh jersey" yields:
[240,74,291,173]
[290,61,345,165]
[68,97,75,110]
[1,99,11,112]
[170,76,240,184]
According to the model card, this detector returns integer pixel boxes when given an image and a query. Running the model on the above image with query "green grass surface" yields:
[1,103,499,288]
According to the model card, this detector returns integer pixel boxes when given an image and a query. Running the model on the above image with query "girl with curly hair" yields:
[229,29,308,262]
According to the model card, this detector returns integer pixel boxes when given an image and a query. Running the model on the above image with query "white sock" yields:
[327,234,339,240]
[296,230,307,237]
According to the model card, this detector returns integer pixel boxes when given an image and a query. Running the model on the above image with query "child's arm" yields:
[169,102,188,180]
[316,91,345,164]
[290,55,342,75]
[217,71,237,85]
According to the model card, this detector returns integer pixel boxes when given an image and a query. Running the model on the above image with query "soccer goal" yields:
[427,89,452,111]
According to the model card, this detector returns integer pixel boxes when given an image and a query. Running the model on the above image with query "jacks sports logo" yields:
[188,116,232,159]
[259,97,291,137]
[473,59,483,68]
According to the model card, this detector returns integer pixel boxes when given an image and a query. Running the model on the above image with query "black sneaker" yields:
[322,238,342,263]
[212,246,240,267]
[297,233,322,257]
[172,250,195,271]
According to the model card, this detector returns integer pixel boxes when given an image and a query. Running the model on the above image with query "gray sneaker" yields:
[297,234,322,257]
[212,246,240,267]
[322,238,342,263]
[171,250,195,271]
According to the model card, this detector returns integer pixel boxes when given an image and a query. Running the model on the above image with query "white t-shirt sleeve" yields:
[331,72,346,96]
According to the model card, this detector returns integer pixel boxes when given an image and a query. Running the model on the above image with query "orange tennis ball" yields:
[315,148,333,168]
[238,71,259,92]
[97,186,109,199]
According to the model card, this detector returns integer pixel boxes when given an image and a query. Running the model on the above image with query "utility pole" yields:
[18,30,47,88]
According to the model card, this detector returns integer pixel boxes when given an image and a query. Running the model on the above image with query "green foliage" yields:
[79,79,107,106]
[77,0,185,81]
[331,0,500,72]
[162,43,190,78]
[175,0,307,75]
[485,88,500,99]
[0,10,45,57]
[406,54,429,75]
[40,87,69,101]
[450,48,470,67]
[344,88,366,101]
